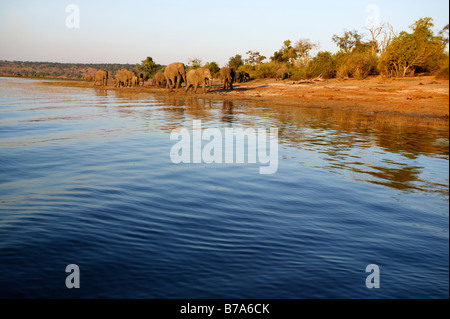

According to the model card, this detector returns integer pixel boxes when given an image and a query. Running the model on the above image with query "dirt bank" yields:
[40,75,449,119]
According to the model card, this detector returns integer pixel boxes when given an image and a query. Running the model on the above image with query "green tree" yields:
[188,57,202,69]
[270,50,285,63]
[137,57,159,78]
[293,39,317,66]
[270,39,317,65]
[332,30,363,52]
[270,40,295,63]
[379,17,446,76]
[228,54,244,70]
[244,50,266,66]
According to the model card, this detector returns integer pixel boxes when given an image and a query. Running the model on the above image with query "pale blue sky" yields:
[0,0,448,66]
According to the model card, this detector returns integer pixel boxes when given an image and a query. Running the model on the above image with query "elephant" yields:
[126,70,137,87]
[234,71,243,83]
[115,69,135,87]
[114,69,127,87]
[276,68,290,81]
[137,72,148,86]
[235,70,247,83]
[185,68,213,93]
[153,71,167,88]
[234,71,250,83]
[164,63,186,90]
[83,74,94,81]
[131,75,138,87]
[95,70,108,86]
[220,67,235,90]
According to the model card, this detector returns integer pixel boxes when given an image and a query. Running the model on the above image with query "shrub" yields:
[306,51,336,79]
[253,62,281,78]
[336,51,378,79]
[289,66,307,81]
[435,53,449,79]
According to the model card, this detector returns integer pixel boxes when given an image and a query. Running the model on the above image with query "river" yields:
[0,77,448,298]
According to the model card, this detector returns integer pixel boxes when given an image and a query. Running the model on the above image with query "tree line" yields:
[0,61,140,79]
[139,17,448,81]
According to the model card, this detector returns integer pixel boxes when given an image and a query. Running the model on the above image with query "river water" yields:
[0,77,448,298]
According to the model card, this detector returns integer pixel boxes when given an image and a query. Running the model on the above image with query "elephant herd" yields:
[83,70,109,86]
[83,69,146,88]
[218,68,251,90]
[114,69,147,88]
[84,63,288,93]
[151,63,242,93]
[153,63,251,93]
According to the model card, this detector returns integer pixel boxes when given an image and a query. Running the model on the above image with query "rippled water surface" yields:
[0,77,448,298]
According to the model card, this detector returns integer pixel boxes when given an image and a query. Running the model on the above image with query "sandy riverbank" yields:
[39,75,449,119]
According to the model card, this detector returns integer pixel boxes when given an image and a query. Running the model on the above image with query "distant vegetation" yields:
[1,17,448,81]
[0,61,141,79]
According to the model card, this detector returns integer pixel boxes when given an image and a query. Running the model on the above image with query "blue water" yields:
[0,77,448,298]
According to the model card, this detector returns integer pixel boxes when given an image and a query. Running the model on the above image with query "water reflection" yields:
[221,100,235,123]
[112,93,447,197]
[115,93,447,157]
[95,89,108,97]
[3,78,447,197]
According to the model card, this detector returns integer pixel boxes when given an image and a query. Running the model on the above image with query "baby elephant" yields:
[235,70,244,83]
[185,68,213,93]
[153,71,167,88]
